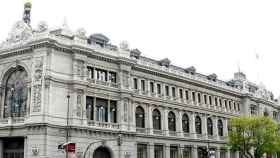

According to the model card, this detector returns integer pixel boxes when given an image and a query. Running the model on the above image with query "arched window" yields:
[218,119,223,136]
[153,109,161,130]
[4,66,28,118]
[168,111,176,131]
[207,118,213,135]
[136,106,145,128]
[195,116,202,134]
[182,114,189,133]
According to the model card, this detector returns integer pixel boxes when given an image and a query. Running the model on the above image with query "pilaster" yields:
[189,112,196,138]
[192,145,198,158]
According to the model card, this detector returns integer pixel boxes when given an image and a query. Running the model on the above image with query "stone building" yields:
[0,2,279,158]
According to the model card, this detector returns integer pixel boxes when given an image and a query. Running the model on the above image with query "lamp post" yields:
[66,94,70,158]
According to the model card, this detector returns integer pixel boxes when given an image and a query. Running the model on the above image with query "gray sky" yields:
[1,0,280,97]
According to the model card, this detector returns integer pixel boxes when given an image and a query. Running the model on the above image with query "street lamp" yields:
[66,94,70,158]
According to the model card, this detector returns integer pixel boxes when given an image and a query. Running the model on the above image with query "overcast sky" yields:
[1,0,280,97]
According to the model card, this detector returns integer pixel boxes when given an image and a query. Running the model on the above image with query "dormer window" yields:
[159,58,171,67]
[88,33,110,47]
[185,66,196,75]
[207,73,217,82]
[130,49,142,59]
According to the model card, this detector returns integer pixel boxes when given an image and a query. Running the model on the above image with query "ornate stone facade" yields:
[0,4,279,158]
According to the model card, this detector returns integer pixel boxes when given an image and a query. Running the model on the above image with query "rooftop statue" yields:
[6,20,33,43]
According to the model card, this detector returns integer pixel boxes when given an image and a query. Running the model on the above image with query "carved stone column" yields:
[149,142,154,158]
[0,139,3,158]
[224,118,228,137]
[216,148,220,158]
[148,104,153,134]
[165,144,170,158]
[177,111,183,137]
[202,114,208,139]
[213,116,218,139]
[190,112,196,139]
[163,108,169,136]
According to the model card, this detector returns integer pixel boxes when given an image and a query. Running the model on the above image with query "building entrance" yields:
[3,138,24,158]
[93,147,111,158]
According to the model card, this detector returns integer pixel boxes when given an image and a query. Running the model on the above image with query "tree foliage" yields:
[228,116,280,158]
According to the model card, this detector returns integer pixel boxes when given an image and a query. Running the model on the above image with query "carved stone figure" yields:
[37,21,48,33]
[75,28,87,39]
[7,20,33,43]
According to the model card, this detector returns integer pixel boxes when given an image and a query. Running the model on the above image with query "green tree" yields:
[228,116,280,158]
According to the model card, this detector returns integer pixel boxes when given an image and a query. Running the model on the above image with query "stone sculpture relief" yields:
[76,94,82,117]
[32,58,43,112]
[6,20,33,43]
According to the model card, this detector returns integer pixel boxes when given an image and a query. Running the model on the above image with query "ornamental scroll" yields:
[32,58,43,112]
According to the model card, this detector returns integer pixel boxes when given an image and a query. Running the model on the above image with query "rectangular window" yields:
[229,101,232,110]
[250,105,257,115]
[219,99,222,107]
[110,100,117,123]
[165,86,169,96]
[150,82,154,93]
[154,145,164,158]
[204,95,207,104]
[86,96,94,120]
[182,147,191,158]
[134,78,138,89]
[108,71,117,83]
[157,84,161,94]
[137,144,147,158]
[224,100,228,109]
[192,92,196,102]
[141,80,145,91]
[209,96,212,105]
[179,89,183,99]
[237,103,240,111]
[96,68,107,81]
[170,146,178,158]
[87,66,94,79]
[198,93,201,103]
[185,90,189,100]
[172,87,176,97]
[215,98,218,106]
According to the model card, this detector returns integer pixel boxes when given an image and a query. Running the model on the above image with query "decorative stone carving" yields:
[122,71,129,89]
[76,94,82,117]
[75,28,87,39]
[37,21,48,33]
[6,20,33,43]
[32,58,44,112]
[74,60,84,79]
[120,41,129,50]
[33,85,42,112]
[124,99,128,122]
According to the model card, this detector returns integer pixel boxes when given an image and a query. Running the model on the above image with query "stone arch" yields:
[93,146,114,158]
[1,65,30,118]
[135,105,145,128]
[0,62,31,84]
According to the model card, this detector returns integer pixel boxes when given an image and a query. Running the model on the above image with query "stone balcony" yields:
[87,79,119,88]
[0,117,25,125]
[87,120,120,130]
